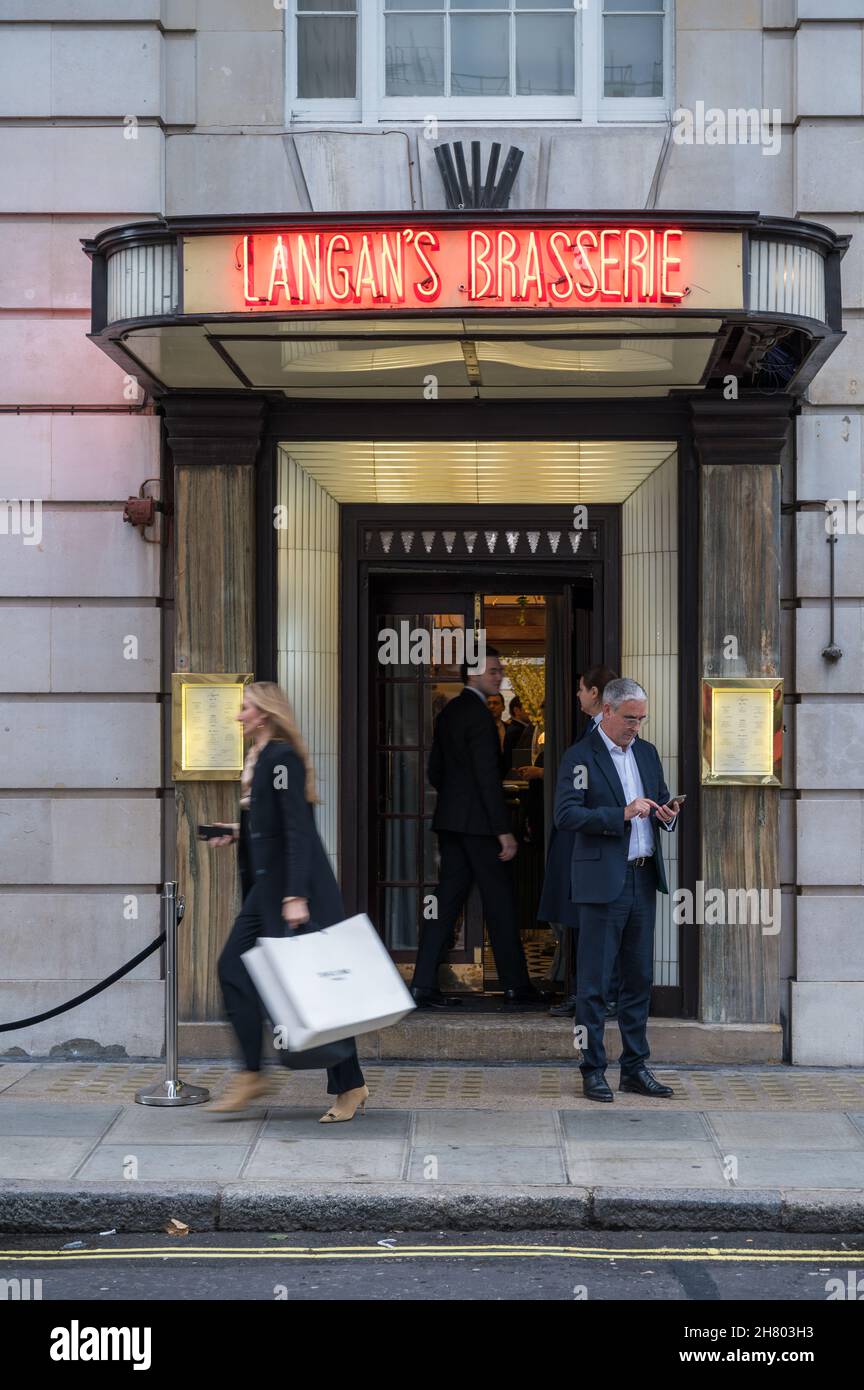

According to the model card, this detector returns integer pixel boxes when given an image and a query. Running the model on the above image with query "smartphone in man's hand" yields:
[198,823,233,840]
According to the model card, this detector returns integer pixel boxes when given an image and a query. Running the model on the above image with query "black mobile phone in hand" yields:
[198,823,231,840]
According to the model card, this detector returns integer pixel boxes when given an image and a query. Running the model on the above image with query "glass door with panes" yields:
[372,588,485,989]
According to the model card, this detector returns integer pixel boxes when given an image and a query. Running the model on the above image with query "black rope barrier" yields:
[0,932,167,1032]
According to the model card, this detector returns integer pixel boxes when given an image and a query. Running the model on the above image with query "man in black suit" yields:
[508,696,534,756]
[486,691,524,776]
[411,646,537,1008]
[552,678,682,1101]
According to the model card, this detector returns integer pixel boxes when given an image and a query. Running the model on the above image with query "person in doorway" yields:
[552,678,682,1102]
[540,667,620,1019]
[206,682,368,1122]
[486,690,523,776]
[412,646,539,1007]
[508,696,535,755]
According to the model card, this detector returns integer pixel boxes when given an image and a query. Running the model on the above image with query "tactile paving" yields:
[3,1062,864,1111]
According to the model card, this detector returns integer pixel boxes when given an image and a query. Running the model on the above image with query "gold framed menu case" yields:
[171,673,253,781]
[701,678,783,786]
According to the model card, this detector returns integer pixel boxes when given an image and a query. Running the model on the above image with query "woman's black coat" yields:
[238,739,344,933]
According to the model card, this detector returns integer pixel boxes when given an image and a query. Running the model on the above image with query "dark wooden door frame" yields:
[255,397,702,1018]
[341,503,620,967]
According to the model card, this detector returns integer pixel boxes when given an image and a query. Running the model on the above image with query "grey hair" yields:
[602,677,648,709]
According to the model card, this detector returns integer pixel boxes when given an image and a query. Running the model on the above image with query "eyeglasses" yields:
[619,714,648,726]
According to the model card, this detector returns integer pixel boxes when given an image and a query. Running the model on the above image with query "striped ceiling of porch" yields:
[278,440,676,505]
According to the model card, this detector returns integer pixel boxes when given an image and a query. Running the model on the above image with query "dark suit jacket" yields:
[428,688,511,837]
[538,826,581,927]
[552,727,675,904]
[238,739,344,933]
[500,719,525,776]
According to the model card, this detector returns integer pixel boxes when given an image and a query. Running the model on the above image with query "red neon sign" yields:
[235,224,686,313]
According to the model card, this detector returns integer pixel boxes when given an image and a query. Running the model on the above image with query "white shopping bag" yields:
[241,913,415,1051]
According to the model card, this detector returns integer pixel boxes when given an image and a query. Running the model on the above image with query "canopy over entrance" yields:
[84,211,847,400]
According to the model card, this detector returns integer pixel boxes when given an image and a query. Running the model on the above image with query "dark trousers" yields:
[217,882,365,1096]
[413,831,531,992]
[574,861,657,1075]
[569,927,620,1003]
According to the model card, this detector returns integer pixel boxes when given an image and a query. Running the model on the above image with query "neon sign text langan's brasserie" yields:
[238,224,687,312]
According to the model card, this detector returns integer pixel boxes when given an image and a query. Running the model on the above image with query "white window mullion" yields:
[361,0,379,126]
[509,0,516,100]
[580,0,600,125]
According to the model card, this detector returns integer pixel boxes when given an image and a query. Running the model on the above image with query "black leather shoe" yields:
[582,1069,613,1102]
[410,987,463,1010]
[502,984,544,1004]
[619,1066,673,1097]
[550,995,577,1017]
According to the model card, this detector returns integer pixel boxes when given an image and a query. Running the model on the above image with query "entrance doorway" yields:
[274,444,691,1016]
[370,578,592,994]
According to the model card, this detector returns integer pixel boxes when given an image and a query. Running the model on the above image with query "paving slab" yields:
[243,1138,406,1182]
[565,1142,727,1188]
[0,1101,121,1137]
[706,1110,864,1150]
[560,1110,709,1141]
[0,1137,95,1180]
[731,1149,864,1189]
[75,1144,251,1183]
[102,1107,263,1145]
[405,1143,567,1185]
[260,1107,410,1142]
[0,1064,35,1095]
[412,1108,559,1146]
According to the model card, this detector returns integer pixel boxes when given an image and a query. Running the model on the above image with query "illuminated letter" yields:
[547,231,573,302]
[296,233,322,304]
[242,235,269,305]
[412,230,441,301]
[469,230,494,301]
[354,233,381,304]
[660,229,685,300]
[267,235,299,306]
[624,228,653,301]
[573,230,599,301]
[520,230,546,303]
[599,229,622,298]
[326,233,353,302]
[379,230,405,303]
[496,229,521,302]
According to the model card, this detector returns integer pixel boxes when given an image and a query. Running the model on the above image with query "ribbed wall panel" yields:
[621,452,679,988]
[106,243,179,324]
[750,240,825,322]
[276,449,340,872]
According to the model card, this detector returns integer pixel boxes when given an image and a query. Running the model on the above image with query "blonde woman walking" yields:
[208,682,368,1122]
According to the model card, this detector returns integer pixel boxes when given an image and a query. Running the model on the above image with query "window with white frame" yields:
[287,0,671,124]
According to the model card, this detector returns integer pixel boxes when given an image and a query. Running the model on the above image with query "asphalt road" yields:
[2,1229,863,1302]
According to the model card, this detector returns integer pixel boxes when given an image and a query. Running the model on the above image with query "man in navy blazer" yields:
[552,678,683,1102]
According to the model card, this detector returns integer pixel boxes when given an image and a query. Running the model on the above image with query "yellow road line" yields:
[0,1245,862,1264]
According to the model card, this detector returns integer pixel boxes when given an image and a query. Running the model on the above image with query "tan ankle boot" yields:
[210,1070,269,1113]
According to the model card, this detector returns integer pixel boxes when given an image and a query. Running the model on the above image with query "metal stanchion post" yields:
[135,882,210,1106]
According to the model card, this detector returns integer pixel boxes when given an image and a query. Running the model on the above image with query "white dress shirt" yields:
[596,723,654,860]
